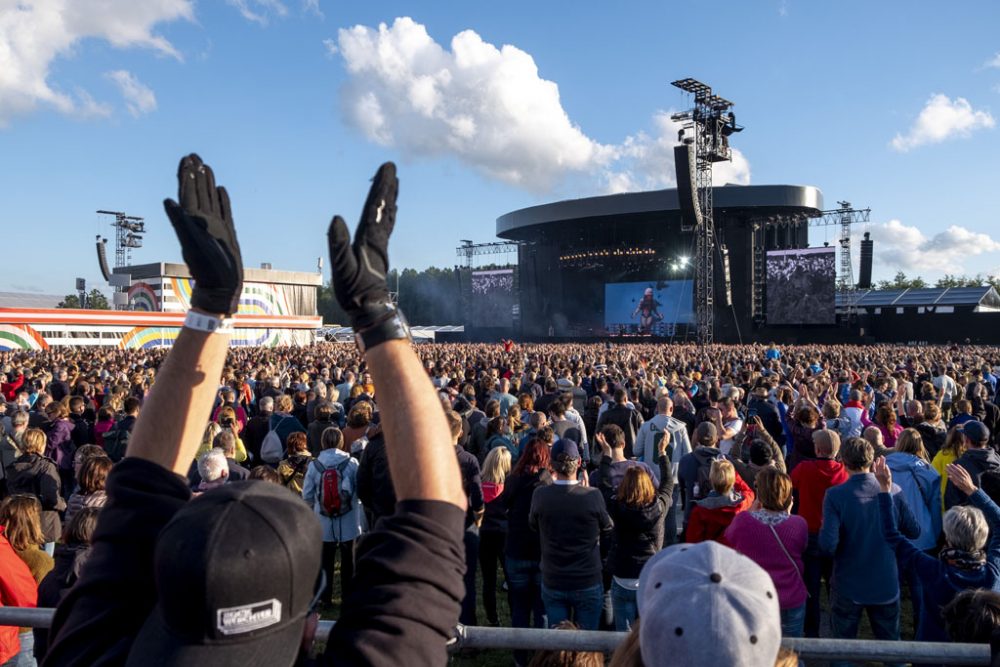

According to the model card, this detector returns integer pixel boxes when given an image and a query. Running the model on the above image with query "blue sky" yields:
[2,0,999,296]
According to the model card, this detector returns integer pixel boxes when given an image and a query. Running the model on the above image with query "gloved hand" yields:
[163,154,244,316]
[327,162,401,334]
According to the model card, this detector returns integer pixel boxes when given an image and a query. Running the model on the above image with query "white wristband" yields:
[183,310,234,334]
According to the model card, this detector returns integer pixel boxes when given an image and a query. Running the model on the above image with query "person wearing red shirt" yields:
[685,459,754,545]
[790,428,849,637]
[0,526,39,665]
[1,372,25,403]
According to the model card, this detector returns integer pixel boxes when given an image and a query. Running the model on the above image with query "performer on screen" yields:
[631,287,664,334]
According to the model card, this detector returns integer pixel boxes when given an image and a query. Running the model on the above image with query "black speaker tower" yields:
[673,143,702,231]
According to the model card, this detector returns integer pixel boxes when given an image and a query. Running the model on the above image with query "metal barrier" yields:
[3,608,990,664]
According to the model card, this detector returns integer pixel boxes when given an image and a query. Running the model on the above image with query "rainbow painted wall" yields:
[0,309,320,350]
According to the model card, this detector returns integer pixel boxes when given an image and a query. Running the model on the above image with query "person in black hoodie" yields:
[501,437,552,664]
[6,428,65,553]
[677,421,723,526]
[597,431,673,631]
[34,507,99,662]
[945,421,1000,509]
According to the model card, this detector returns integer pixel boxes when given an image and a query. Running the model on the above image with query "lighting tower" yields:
[97,210,146,268]
[670,78,741,344]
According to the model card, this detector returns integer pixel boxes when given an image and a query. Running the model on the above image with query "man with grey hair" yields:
[820,437,920,661]
[243,395,273,466]
[874,456,1000,641]
[196,448,229,492]
[636,395,691,545]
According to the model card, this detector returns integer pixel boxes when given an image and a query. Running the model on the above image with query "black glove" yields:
[327,162,403,336]
[163,154,244,316]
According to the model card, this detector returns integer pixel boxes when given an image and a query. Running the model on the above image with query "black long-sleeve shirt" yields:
[45,458,466,667]
[529,482,613,590]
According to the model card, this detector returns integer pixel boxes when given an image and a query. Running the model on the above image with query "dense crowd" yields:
[4,338,1000,665]
[5,154,1000,667]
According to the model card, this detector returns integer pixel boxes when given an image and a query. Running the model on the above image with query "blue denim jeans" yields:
[780,604,806,638]
[611,581,638,632]
[506,557,545,630]
[541,583,604,631]
[662,487,681,546]
[461,526,480,626]
[0,631,36,667]
[829,591,902,667]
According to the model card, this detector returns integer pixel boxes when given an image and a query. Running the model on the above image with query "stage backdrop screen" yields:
[604,280,695,335]
[471,269,516,327]
[766,247,836,325]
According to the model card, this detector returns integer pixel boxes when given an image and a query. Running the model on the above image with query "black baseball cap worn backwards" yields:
[127,481,322,666]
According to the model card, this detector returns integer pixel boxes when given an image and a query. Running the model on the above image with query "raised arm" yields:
[950,463,1000,565]
[321,164,467,667]
[873,457,932,571]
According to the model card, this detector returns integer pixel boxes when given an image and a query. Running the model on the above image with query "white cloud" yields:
[322,37,338,57]
[0,0,191,127]
[334,17,751,194]
[890,94,995,152]
[106,70,157,117]
[303,0,323,18]
[227,0,288,25]
[870,219,1000,273]
[985,52,1000,69]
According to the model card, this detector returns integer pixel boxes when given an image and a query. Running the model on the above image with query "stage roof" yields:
[0,292,64,309]
[496,184,824,240]
[836,286,1000,310]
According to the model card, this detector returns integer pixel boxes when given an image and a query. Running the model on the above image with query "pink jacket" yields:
[725,511,808,610]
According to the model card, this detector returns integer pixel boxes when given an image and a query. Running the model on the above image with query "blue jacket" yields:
[819,472,920,605]
[879,489,1000,641]
[302,448,366,543]
[885,453,942,551]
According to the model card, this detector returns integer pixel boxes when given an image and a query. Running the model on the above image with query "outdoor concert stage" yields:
[490,184,821,343]
[462,185,1000,344]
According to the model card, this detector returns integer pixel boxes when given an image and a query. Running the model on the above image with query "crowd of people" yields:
[5,336,1000,664]
[4,154,1000,667]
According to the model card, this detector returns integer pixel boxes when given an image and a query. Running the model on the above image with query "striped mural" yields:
[0,324,49,351]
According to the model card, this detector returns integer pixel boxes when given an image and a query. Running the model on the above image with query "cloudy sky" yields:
[1,0,999,294]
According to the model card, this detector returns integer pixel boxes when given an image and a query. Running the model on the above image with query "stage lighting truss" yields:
[558,247,658,268]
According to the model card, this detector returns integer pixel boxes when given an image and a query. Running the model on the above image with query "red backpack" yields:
[312,458,353,517]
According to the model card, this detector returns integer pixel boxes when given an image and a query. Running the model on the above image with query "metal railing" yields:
[3,608,990,664]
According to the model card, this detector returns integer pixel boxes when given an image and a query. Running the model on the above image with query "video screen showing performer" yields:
[765,247,836,325]
[604,280,694,335]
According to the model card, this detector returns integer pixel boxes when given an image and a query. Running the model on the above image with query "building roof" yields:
[836,286,1000,309]
[496,184,824,240]
[114,263,323,286]
[0,292,65,309]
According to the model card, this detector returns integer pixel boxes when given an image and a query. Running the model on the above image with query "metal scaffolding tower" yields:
[670,79,742,344]
[808,202,871,291]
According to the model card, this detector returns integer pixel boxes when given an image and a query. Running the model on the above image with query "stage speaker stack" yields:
[96,236,111,282]
[674,144,702,231]
[858,232,874,289]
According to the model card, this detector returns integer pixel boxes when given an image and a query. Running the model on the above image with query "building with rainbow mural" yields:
[0,263,322,351]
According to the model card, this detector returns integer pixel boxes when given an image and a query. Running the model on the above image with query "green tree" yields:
[876,271,927,290]
[935,274,987,288]
[57,289,111,309]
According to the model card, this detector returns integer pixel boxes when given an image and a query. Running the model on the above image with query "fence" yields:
[1,608,990,664]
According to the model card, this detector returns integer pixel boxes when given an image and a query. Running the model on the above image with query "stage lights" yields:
[558,247,657,263]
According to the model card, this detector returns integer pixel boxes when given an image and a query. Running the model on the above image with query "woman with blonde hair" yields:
[479,446,512,626]
[7,428,65,555]
[598,433,674,631]
[685,458,755,545]
[932,427,968,511]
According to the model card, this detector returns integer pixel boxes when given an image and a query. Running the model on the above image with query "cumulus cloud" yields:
[322,37,338,57]
[870,219,1000,273]
[890,94,995,152]
[333,17,750,194]
[106,70,157,117]
[0,0,191,126]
